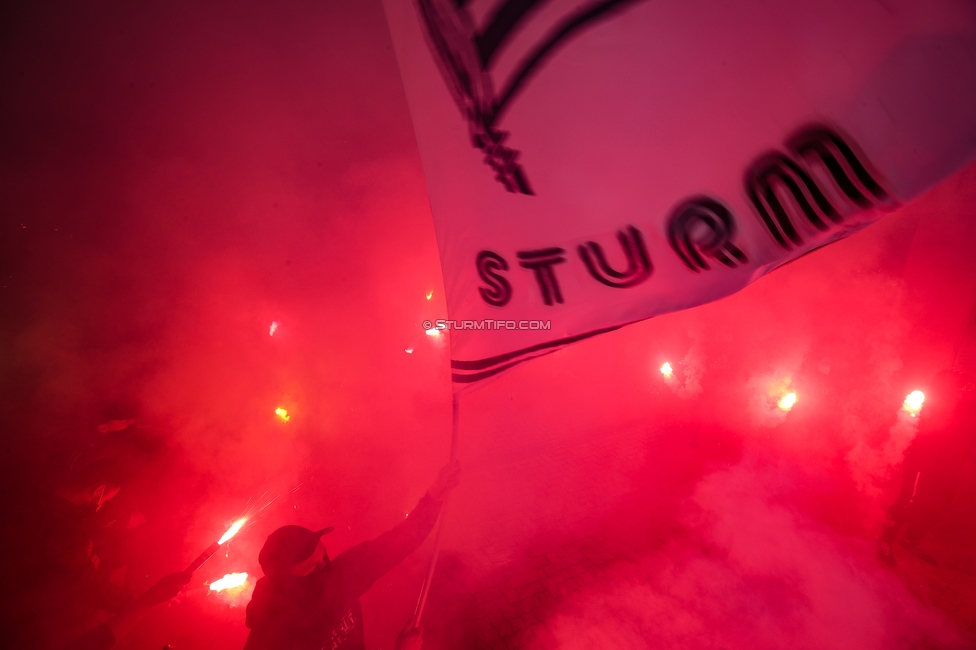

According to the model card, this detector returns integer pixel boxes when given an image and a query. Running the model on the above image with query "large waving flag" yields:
[384,0,976,386]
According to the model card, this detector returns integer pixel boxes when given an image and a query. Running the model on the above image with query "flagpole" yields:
[412,391,460,627]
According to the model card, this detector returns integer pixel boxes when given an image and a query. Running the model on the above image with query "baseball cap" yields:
[258,524,335,575]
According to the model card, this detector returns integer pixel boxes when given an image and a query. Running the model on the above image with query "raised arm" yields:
[63,571,190,650]
[330,460,460,599]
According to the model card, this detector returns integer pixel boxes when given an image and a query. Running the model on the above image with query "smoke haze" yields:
[1,1,976,648]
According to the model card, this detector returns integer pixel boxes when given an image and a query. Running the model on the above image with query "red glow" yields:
[6,3,976,648]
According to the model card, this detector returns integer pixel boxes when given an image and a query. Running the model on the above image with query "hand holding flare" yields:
[185,518,247,573]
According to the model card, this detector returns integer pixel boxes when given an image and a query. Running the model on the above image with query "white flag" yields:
[384,0,976,385]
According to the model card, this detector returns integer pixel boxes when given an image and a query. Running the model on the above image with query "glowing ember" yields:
[425,290,433,300]
[778,392,797,411]
[275,407,290,422]
[218,518,246,544]
[425,328,440,337]
[903,390,925,416]
[660,361,673,378]
[209,572,248,592]
[405,348,414,354]
[269,321,279,336]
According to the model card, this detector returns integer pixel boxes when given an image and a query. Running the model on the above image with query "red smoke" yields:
[1,1,975,649]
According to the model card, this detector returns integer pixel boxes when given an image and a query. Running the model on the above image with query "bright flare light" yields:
[209,572,248,592]
[275,407,290,422]
[903,390,925,416]
[218,518,247,545]
[660,362,673,378]
[425,290,433,300]
[778,392,797,411]
[269,321,279,336]
[425,328,440,337]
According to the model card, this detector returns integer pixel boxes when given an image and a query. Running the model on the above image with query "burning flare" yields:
[903,390,925,416]
[660,361,673,379]
[185,517,247,573]
[275,407,290,422]
[269,321,279,336]
[425,328,440,337]
[778,392,797,411]
[210,572,248,592]
[425,290,433,300]
[218,518,247,545]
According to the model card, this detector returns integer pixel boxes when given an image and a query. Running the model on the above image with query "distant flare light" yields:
[218,518,247,545]
[660,362,673,379]
[425,290,433,300]
[425,328,440,337]
[778,392,797,411]
[903,390,925,416]
[269,321,279,336]
[275,407,290,422]
[210,572,248,592]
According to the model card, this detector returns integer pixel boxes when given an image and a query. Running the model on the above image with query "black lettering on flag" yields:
[476,250,513,306]
[518,247,567,305]
[476,129,533,194]
[577,226,653,287]
[746,152,837,249]
[667,197,747,272]
[476,0,549,68]
[490,0,648,125]
[746,125,889,250]
[787,126,890,209]
[415,0,647,195]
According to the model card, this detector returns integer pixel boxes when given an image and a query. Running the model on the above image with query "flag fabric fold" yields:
[384,0,976,387]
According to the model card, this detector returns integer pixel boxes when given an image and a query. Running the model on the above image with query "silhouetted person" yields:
[5,457,136,649]
[243,460,460,650]
[85,411,163,575]
[63,570,191,650]
[879,369,975,566]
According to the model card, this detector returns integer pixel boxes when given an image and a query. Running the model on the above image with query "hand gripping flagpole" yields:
[412,391,460,627]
